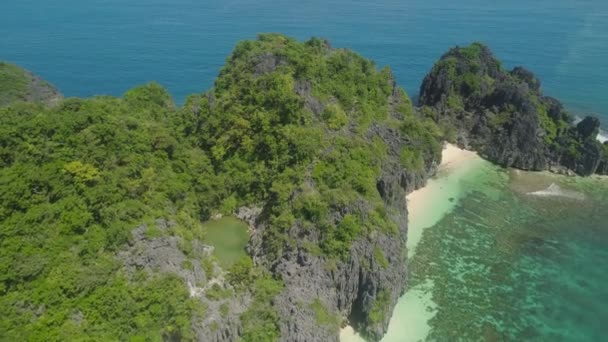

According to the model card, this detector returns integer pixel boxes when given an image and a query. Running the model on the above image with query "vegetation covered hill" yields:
[419,43,608,175]
[0,62,63,107]
[0,84,216,340]
[0,35,443,341]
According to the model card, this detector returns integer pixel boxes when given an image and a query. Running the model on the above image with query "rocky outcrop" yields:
[192,292,251,342]
[0,61,63,107]
[247,94,438,341]
[555,117,607,176]
[597,142,608,174]
[118,219,250,342]
[419,43,607,176]
[118,219,211,285]
[248,164,433,342]
[254,53,287,77]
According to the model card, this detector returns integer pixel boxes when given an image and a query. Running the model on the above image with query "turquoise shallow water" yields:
[342,157,608,342]
[1,0,608,123]
[408,168,608,340]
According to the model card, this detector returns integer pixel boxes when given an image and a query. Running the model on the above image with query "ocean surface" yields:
[1,0,607,126]
[2,1,608,341]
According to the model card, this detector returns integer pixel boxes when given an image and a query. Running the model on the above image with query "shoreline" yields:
[341,144,487,342]
[405,144,484,258]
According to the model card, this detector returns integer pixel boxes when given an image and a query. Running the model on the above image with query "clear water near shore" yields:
[343,151,608,341]
[343,148,497,342]
[404,167,608,340]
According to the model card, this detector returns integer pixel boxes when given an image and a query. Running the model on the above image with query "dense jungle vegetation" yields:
[0,34,443,340]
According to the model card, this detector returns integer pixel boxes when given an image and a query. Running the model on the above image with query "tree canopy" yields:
[0,34,444,340]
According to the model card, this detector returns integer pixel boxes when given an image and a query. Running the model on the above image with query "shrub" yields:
[323,103,348,129]
[369,290,390,324]
[309,298,340,328]
[374,247,389,269]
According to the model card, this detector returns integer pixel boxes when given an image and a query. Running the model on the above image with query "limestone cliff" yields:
[419,43,607,176]
[185,34,443,341]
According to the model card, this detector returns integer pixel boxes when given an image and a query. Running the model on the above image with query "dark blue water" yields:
[1,0,607,122]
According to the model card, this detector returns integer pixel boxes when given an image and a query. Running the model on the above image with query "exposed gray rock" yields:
[118,219,210,287]
[295,79,325,116]
[263,215,410,342]
[576,116,601,140]
[598,142,608,175]
[0,62,63,107]
[235,206,262,229]
[192,287,252,342]
[118,219,252,342]
[419,43,608,176]
[254,53,287,77]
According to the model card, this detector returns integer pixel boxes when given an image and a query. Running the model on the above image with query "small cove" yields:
[342,145,492,342]
[343,146,608,341]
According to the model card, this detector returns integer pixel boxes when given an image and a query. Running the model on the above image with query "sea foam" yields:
[598,129,608,143]
[527,183,585,200]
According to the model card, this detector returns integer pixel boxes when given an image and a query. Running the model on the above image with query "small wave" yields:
[527,183,585,200]
[598,130,608,143]
[152,18,187,26]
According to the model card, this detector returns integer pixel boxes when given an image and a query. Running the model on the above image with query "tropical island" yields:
[1,34,606,342]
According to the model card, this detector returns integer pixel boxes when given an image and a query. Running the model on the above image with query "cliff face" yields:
[247,112,437,342]
[0,36,443,342]
[6,37,605,342]
[0,62,63,107]
[189,34,443,341]
[419,43,607,176]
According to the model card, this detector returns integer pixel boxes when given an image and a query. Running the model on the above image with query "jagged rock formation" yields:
[118,219,251,342]
[419,43,608,176]
[191,34,442,341]
[118,219,211,290]
[0,62,63,107]
[246,117,437,342]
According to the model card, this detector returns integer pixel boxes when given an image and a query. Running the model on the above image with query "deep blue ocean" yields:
[1,0,607,124]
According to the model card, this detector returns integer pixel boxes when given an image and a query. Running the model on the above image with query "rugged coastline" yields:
[419,43,608,176]
[341,143,487,342]
[1,35,606,342]
[0,62,63,107]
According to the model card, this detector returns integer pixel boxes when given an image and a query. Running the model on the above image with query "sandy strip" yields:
[341,144,485,342]
[405,144,482,257]
[435,143,481,173]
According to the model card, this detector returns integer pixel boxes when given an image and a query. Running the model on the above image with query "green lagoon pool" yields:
[202,217,249,268]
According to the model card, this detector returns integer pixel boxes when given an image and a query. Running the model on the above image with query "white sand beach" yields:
[405,144,483,258]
